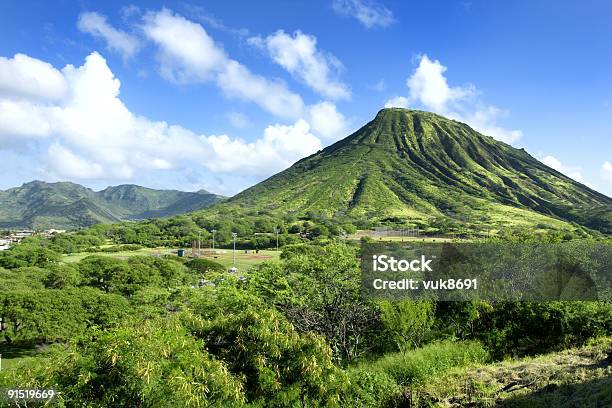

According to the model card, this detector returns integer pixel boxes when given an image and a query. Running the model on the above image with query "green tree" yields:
[253,243,380,363]
[44,264,81,289]
[78,256,130,293]
[0,242,60,269]
[379,300,435,354]
[185,286,345,407]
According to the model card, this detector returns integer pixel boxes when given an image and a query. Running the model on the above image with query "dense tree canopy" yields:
[0,235,610,407]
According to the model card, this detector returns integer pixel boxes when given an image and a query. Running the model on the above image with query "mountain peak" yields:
[375,107,456,121]
[227,109,611,234]
[329,106,474,152]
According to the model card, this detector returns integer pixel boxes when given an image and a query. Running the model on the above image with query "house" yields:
[0,238,11,251]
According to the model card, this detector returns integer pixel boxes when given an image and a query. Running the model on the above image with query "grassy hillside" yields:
[211,108,610,234]
[0,181,225,230]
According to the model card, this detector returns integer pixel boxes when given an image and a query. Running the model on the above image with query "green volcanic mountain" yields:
[0,181,225,230]
[218,108,611,234]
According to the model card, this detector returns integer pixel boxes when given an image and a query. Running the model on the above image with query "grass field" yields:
[192,249,280,271]
[62,247,280,272]
[411,337,612,407]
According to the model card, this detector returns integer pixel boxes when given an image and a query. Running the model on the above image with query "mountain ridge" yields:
[0,181,225,230]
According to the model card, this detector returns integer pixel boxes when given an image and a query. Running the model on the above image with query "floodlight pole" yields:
[198,231,201,256]
[212,229,216,250]
[232,232,237,266]
[275,227,279,251]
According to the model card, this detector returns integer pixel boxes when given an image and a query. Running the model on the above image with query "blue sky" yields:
[0,0,611,196]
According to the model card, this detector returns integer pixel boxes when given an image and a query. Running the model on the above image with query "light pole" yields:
[231,232,237,266]
[198,231,201,256]
[212,229,216,250]
[274,227,280,251]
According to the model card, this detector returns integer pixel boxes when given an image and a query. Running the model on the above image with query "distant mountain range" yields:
[214,108,611,234]
[0,181,225,230]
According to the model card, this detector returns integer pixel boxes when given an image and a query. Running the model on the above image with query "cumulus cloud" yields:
[205,119,321,175]
[249,30,350,100]
[384,96,409,108]
[141,9,226,83]
[406,55,474,112]
[0,52,322,184]
[541,155,586,184]
[386,55,523,144]
[216,60,304,119]
[137,9,351,135]
[332,0,395,28]
[0,99,55,139]
[0,54,67,101]
[140,9,304,118]
[307,101,350,140]
[460,107,523,145]
[78,12,140,60]
[48,143,107,179]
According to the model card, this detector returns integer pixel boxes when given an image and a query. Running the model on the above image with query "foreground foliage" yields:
[410,337,612,407]
[0,240,611,407]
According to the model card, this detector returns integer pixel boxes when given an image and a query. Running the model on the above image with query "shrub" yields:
[359,340,489,387]
[185,258,226,274]
[339,368,402,407]
[0,317,245,407]
[184,287,344,407]
[379,300,435,353]
[475,301,612,358]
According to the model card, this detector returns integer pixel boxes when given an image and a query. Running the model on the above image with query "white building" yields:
[0,238,11,251]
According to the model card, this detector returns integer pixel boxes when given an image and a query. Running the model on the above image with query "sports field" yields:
[62,247,280,271]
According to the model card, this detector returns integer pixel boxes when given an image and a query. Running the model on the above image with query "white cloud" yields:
[216,60,304,119]
[384,96,409,108]
[332,0,395,28]
[141,8,226,83]
[139,10,349,133]
[0,99,56,139]
[249,30,350,100]
[0,54,67,101]
[459,106,523,144]
[77,12,140,60]
[388,55,523,144]
[205,119,321,175]
[141,9,304,119]
[541,155,586,183]
[48,143,107,179]
[601,161,612,183]
[226,112,250,129]
[308,101,350,140]
[0,52,323,184]
[406,55,474,112]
